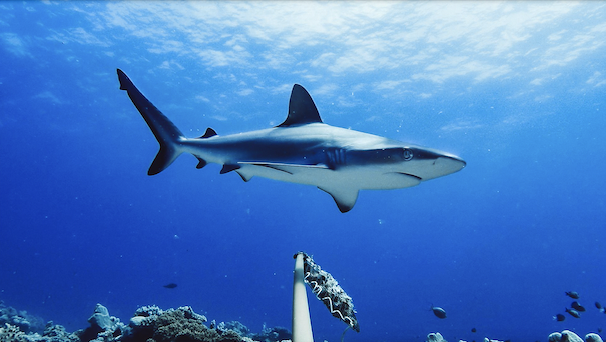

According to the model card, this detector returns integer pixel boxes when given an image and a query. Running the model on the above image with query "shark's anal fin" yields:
[318,186,360,213]
[277,84,323,127]
[220,164,240,174]
[199,128,217,139]
[196,158,207,169]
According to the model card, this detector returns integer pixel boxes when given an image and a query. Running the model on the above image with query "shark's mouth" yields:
[395,172,423,181]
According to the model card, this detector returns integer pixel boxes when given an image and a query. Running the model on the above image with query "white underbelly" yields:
[235,164,421,190]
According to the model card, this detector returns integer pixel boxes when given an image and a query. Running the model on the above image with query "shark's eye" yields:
[403,148,413,161]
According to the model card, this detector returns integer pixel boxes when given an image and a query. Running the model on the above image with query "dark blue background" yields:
[1,2,605,341]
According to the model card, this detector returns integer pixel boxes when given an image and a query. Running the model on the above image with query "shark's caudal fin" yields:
[117,69,185,175]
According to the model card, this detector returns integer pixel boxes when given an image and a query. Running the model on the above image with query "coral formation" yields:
[127,305,291,342]
[77,303,129,342]
[586,333,604,342]
[0,302,294,342]
[0,323,27,342]
[41,323,81,342]
[249,325,291,342]
[426,332,446,342]
[13,302,603,342]
[214,321,249,337]
[548,330,604,342]
[131,305,242,342]
[0,300,46,334]
[0,321,79,342]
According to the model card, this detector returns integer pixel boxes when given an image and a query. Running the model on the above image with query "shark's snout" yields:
[404,148,466,181]
[437,155,466,173]
[420,155,465,180]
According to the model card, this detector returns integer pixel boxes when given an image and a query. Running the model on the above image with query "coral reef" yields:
[76,303,130,342]
[586,333,604,342]
[549,330,604,342]
[0,302,293,342]
[213,321,249,337]
[0,323,26,342]
[426,332,446,342]
[0,300,46,334]
[4,299,605,342]
[129,305,242,342]
[249,324,291,342]
[0,321,79,342]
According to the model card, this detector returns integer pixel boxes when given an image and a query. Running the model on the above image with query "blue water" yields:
[1,2,606,341]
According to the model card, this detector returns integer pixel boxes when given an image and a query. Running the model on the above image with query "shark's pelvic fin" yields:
[278,84,323,127]
[220,164,240,174]
[318,186,360,213]
[235,170,252,182]
[117,69,184,176]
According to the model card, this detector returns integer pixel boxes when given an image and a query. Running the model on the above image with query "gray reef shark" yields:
[117,69,465,212]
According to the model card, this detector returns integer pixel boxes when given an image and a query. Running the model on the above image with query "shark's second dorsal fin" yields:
[198,127,217,139]
[277,84,323,127]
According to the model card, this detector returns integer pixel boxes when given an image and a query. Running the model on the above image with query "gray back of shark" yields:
[117,69,466,212]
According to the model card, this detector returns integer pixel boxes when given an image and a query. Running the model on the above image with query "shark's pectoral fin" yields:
[318,186,360,213]
[220,164,240,174]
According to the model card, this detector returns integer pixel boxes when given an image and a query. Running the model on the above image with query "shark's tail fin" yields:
[117,69,184,175]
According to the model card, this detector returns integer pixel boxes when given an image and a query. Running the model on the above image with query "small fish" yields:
[431,306,447,319]
[596,302,602,310]
[565,308,581,318]
[553,314,565,322]
[163,283,178,289]
[471,327,477,332]
[565,291,580,299]
[571,301,586,312]
[599,328,602,333]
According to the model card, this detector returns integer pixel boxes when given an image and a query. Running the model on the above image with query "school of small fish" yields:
[429,290,604,339]
[553,290,605,326]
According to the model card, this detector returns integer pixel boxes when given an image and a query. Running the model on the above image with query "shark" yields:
[117,69,465,213]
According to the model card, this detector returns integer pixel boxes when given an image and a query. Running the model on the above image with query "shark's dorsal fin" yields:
[277,84,323,127]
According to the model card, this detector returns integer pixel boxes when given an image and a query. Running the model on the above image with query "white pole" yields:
[292,252,314,342]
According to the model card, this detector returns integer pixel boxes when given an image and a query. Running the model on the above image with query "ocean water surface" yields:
[1,2,606,341]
